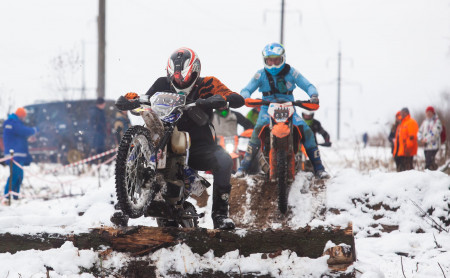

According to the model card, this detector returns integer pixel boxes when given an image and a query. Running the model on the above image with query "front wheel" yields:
[180,201,199,228]
[277,149,289,214]
[115,126,156,218]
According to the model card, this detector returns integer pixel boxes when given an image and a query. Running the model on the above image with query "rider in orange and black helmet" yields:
[126,47,244,230]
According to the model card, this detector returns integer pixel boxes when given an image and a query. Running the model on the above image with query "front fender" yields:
[272,123,290,138]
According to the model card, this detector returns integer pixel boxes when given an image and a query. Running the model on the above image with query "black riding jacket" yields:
[146,76,244,154]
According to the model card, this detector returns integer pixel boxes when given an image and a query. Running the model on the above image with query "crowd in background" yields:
[388,106,446,171]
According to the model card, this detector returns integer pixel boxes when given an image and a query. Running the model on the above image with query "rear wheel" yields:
[115,126,156,218]
[277,149,288,214]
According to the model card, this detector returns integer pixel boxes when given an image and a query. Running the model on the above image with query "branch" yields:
[438,262,447,278]
[409,199,449,233]
[433,233,442,248]
[401,256,407,278]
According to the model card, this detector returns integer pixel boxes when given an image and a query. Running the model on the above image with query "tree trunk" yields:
[0,224,356,273]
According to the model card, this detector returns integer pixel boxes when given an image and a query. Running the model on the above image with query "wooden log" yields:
[0,224,356,263]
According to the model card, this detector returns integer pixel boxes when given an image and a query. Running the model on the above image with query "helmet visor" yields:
[264,56,283,67]
[172,71,186,87]
[302,113,314,120]
[172,71,197,89]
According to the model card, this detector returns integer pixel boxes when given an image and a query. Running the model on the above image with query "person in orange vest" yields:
[393,107,419,172]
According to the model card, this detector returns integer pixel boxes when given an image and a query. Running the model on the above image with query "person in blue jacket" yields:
[235,43,329,179]
[2,107,38,200]
[89,97,107,155]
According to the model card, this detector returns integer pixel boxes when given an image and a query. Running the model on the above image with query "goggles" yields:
[264,56,283,69]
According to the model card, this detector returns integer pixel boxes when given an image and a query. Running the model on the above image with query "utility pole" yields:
[263,1,301,44]
[280,0,285,44]
[337,50,342,140]
[324,47,359,141]
[97,0,106,99]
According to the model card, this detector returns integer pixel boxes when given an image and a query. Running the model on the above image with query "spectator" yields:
[2,107,38,201]
[388,111,402,169]
[362,132,369,148]
[393,108,419,172]
[113,110,131,145]
[89,97,107,155]
[301,110,331,147]
[418,106,442,170]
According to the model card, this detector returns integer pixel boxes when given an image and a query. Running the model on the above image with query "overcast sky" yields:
[1,0,449,140]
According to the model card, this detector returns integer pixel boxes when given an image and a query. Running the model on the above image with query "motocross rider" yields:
[302,110,331,146]
[235,43,330,179]
[212,108,254,138]
[125,47,244,230]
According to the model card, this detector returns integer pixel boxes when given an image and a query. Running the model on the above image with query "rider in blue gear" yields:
[236,43,329,179]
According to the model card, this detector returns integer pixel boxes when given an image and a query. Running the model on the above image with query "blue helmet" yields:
[262,43,286,76]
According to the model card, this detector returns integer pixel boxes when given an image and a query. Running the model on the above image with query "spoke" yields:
[123,132,155,209]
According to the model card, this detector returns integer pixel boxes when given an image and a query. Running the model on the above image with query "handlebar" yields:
[116,93,227,112]
[244,98,319,111]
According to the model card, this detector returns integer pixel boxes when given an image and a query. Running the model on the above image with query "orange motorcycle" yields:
[216,135,240,171]
[245,98,319,213]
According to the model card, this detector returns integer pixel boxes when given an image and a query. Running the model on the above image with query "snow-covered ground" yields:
[0,142,449,277]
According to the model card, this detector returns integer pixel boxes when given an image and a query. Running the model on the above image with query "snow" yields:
[1,143,450,277]
[150,244,330,278]
[0,242,99,277]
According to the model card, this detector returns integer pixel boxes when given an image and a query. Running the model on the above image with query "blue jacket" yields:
[89,106,107,149]
[2,114,37,165]
[240,66,318,102]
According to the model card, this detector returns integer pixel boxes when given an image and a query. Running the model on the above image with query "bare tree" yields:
[0,85,15,118]
[48,47,81,100]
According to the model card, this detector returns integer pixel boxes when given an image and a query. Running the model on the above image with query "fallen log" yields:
[0,224,354,258]
[0,224,356,277]
[0,224,355,268]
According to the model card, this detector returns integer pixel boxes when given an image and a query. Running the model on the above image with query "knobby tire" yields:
[115,125,155,218]
[277,149,289,214]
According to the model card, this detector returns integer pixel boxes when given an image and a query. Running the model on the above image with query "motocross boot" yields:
[305,147,330,179]
[235,142,260,178]
[212,188,235,230]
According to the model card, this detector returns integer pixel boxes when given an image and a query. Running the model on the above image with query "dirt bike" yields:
[113,92,226,227]
[216,135,240,172]
[244,98,319,214]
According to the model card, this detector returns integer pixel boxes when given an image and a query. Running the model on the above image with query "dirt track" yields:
[229,176,292,229]
[228,174,327,229]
